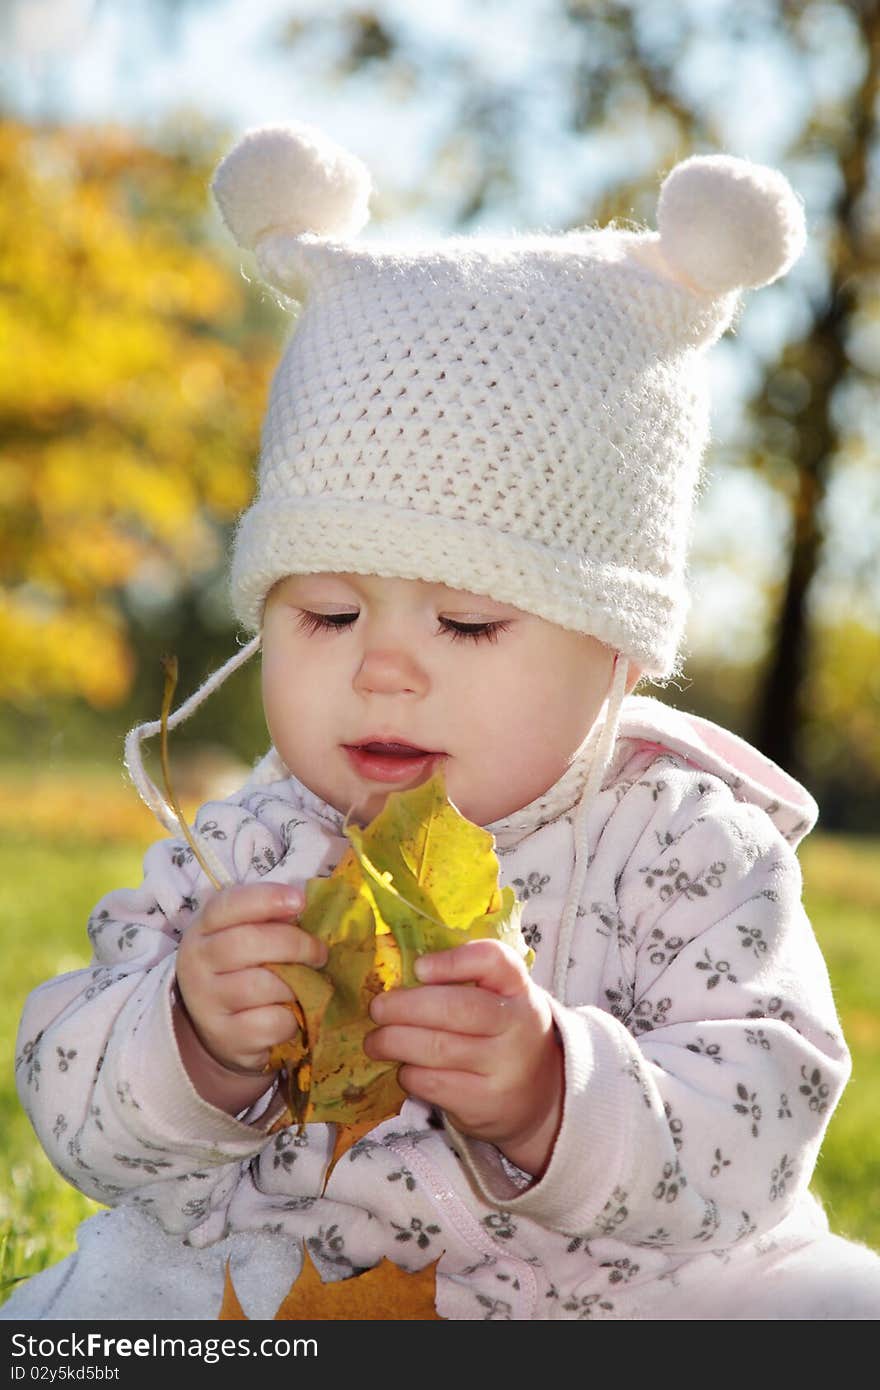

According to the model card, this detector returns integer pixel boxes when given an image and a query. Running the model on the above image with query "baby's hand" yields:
[365,940,564,1178]
[175,882,327,1077]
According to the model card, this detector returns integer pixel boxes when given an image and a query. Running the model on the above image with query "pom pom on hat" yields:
[657,153,806,296]
[211,123,372,251]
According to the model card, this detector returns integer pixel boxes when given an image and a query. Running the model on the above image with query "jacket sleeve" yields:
[454,760,850,1253]
[13,800,297,1236]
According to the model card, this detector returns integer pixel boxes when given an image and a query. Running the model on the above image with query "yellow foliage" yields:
[0,120,281,708]
[0,592,133,707]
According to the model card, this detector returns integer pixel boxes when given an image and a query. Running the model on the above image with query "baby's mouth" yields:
[343,740,446,783]
[356,742,432,757]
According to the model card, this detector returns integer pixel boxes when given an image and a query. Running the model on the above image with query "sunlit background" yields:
[1,0,878,1296]
[2,0,880,810]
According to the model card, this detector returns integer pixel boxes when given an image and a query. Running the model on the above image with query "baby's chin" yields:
[341,791,388,828]
[326,783,526,832]
[289,758,543,830]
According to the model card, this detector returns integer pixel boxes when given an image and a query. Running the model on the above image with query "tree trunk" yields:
[754,0,880,775]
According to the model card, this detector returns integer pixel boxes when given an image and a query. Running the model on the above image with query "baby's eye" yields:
[295,610,358,636]
[294,610,511,644]
[439,618,511,644]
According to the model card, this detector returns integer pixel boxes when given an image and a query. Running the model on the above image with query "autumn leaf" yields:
[267,846,406,1129]
[266,769,530,1130]
[219,1247,444,1321]
[347,772,530,986]
[217,1261,248,1320]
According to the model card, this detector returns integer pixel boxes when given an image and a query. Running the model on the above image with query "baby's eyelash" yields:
[441,618,511,644]
[295,611,358,636]
[294,611,510,644]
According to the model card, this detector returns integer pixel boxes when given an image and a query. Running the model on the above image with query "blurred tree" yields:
[0,119,279,708]
[745,0,880,779]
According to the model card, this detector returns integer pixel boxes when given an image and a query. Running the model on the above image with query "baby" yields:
[5,124,880,1321]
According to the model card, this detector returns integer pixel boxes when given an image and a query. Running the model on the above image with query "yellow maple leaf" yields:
[347,771,532,986]
[266,846,406,1129]
[266,769,531,1130]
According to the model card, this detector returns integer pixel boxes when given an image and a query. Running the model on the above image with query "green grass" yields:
[0,820,877,1309]
[0,837,145,1304]
[799,835,880,1247]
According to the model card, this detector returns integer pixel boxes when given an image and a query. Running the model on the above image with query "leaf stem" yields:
[159,655,223,890]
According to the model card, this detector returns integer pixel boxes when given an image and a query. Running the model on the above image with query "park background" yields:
[1,0,878,1302]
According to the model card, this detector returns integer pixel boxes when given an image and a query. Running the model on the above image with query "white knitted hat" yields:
[212,125,806,677]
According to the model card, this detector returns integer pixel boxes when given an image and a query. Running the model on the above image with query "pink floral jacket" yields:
[12,696,848,1319]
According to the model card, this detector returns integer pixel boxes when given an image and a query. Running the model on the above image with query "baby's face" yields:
[261,573,617,826]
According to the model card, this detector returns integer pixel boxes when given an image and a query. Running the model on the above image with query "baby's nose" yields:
[353,648,429,696]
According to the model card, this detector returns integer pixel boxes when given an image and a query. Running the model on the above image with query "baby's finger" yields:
[208,922,326,973]
[396,1065,485,1117]
[198,882,305,935]
[413,939,529,997]
[370,983,508,1036]
[213,966,302,1014]
[225,1003,301,1056]
[365,1023,484,1074]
